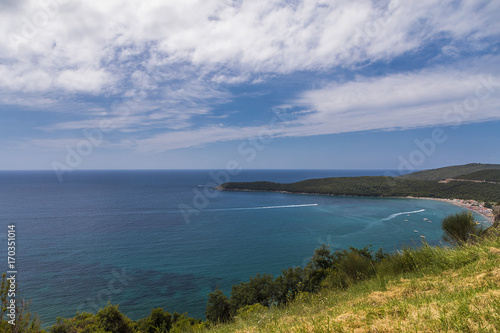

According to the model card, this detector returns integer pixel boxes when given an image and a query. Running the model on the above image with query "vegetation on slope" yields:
[219,176,500,202]
[454,169,500,183]
[400,163,500,181]
[1,207,499,333]
[204,234,500,333]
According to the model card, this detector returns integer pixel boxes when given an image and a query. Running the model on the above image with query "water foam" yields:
[206,203,318,212]
[381,209,426,221]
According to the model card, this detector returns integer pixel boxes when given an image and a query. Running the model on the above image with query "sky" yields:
[1,0,500,171]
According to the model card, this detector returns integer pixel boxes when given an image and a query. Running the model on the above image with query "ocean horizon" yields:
[0,169,490,326]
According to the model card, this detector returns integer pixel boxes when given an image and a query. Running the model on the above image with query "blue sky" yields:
[1,0,500,171]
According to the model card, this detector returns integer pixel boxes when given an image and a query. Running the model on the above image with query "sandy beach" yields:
[409,197,495,222]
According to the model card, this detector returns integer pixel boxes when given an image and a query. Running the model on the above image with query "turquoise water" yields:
[0,170,490,325]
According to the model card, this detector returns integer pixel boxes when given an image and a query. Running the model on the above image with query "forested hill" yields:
[218,167,500,203]
[400,163,500,181]
[454,169,500,183]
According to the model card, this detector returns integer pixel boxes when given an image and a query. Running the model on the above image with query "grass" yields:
[202,232,500,333]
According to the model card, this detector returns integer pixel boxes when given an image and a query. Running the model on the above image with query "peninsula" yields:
[217,163,500,220]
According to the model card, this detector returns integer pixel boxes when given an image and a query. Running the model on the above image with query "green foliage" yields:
[49,306,202,333]
[0,273,42,333]
[135,308,173,333]
[493,205,500,227]
[48,305,134,333]
[400,163,500,181]
[221,174,500,203]
[318,246,379,290]
[453,169,500,182]
[235,304,266,320]
[274,267,304,303]
[229,274,279,313]
[169,314,202,333]
[204,232,500,333]
[95,304,134,333]
[441,211,480,244]
[49,312,105,333]
[205,289,231,324]
[208,244,388,325]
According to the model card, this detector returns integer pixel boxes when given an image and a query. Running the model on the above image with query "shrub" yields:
[135,308,173,333]
[95,304,134,333]
[205,289,231,324]
[229,274,279,312]
[441,211,480,244]
[236,304,267,320]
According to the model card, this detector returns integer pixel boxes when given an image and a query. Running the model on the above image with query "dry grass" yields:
[205,238,500,333]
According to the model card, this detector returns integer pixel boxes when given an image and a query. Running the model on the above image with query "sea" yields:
[0,169,491,326]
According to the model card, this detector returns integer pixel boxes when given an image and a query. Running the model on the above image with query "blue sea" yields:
[0,170,490,326]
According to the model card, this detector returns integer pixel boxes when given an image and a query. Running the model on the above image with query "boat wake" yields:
[206,204,319,212]
[381,209,426,221]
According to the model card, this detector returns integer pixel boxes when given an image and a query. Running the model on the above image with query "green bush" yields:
[229,274,279,313]
[135,308,173,333]
[235,304,266,320]
[205,289,231,324]
[95,304,134,333]
[441,211,480,244]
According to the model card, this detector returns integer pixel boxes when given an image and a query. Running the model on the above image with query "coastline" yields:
[216,186,495,222]
[407,197,495,223]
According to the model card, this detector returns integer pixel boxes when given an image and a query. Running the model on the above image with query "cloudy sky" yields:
[1,0,500,171]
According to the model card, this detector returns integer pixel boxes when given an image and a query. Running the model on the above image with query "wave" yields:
[381,209,426,221]
[206,204,318,212]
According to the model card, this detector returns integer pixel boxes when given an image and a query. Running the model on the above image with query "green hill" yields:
[455,169,500,183]
[219,176,500,202]
[400,163,500,181]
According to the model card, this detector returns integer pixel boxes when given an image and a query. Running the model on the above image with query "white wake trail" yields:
[207,204,318,212]
[381,209,426,221]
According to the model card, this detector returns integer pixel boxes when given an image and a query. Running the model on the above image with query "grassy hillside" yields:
[400,163,500,181]
[455,169,500,183]
[219,176,500,202]
[205,232,500,333]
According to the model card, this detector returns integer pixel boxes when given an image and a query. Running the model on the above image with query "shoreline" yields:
[407,197,494,223]
[216,187,495,222]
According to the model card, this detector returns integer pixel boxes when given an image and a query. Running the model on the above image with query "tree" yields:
[441,211,480,244]
[136,308,172,333]
[205,288,231,324]
[492,205,500,228]
[229,274,279,312]
[275,267,304,303]
[303,244,334,292]
[95,304,134,333]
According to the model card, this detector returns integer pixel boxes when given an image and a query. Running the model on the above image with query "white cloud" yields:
[55,68,114,93]
[1,0,500,156]
[126,57,500,153]
[2,0,499,93]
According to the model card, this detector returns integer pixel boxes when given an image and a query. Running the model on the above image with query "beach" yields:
[410,197,495,222]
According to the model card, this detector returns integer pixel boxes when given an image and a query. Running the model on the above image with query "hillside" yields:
[219,176,500,202]
[400,163,500,181]
[455,169,500,183]
[205,232,500,333]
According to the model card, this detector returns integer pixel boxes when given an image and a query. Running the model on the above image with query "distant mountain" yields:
[400,163,500,181]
